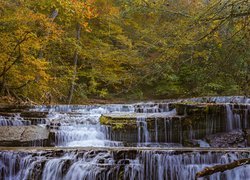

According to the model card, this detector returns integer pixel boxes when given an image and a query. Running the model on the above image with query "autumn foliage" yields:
[0,0,249,104]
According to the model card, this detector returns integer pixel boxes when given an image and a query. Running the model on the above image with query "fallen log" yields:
[196,158,250,179]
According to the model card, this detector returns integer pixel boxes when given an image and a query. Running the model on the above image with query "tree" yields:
[0,0,61,101]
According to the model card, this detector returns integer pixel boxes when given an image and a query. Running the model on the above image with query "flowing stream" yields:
[0,97,250,179]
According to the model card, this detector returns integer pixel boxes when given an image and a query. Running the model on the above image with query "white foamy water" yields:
[35,104,137,147]
[0,114,30,126]
[1,151,250,180]
[32,103,175,147]
[225,104,249,132]
[0,99,250,179]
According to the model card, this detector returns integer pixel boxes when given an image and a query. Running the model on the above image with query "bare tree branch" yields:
[0,32,30,77]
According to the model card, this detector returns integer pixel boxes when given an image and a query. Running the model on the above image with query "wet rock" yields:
[18,111,48,118]
[174,103,224,116]
[245,129,250,146]
[184,139,210,147]
[0,105,33,113]
[100,111,178,130]
[101,112,176,121]
[48,121,61,130]
[29,160,47,180]
[100,112,185,144]
[206,130,245,148]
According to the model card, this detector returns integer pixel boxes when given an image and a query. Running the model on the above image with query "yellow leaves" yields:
[0,1,60,101]
[193,50,209,59]
[80,21,92,32]
[27,0,97,32]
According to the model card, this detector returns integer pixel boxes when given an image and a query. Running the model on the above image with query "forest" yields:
[0,0,249,104]
[1,1,250,179]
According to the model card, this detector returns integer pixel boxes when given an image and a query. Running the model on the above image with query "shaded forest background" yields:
[0,0,249,104]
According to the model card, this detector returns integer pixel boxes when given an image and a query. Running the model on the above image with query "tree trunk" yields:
[67,24,81,104]
[38,9,58,59]
[195,158,250,179]
[0,64,7,96]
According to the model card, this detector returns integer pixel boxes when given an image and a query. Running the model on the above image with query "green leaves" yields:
[0,0,249,103]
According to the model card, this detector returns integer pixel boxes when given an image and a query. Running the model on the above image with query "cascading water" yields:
[225,104,249,132]
[44,103,176,147]
[1,150,250,180]
[42,104,136,147]
[0,97,249,179]
[137,117,151,144]
[135,108,177,146]
[164,118,173,142]
[226,104,234,132]
[0,115,30,126]
[141,151,250,180]
[155,118,158,142]
[135,102,170,113]
[245,105,250,128]
[187,96,250,104]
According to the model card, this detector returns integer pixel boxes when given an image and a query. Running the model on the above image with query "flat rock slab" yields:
[0,105,34,113]
[100,111,183,132]
[101,111,178,120]
[0,125,49,146]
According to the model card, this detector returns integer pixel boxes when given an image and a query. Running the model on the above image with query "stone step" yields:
[181,96,250,104]
[100,103,250,145]
[0,111,48,118]
[0,125,50,146]
[0,146,249,153]
[0,116,47,126]
[22,118,47,125]
[1,147,249,180]
[134,103,174,113]
[174,103,250,116]
[0,105,33,113]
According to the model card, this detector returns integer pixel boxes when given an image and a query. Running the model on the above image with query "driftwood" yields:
[196,158,250,179]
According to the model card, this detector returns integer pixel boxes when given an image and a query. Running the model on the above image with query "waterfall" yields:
[141,151,250,180]
[155,118,158,142]
[226,104,243,132]
[226,104,234,132]
[244,105,250,128]
[164,118,173,142]
[187,96,250,104]
[137,117,151,144]
[135,103,170,113]
[1,150,250,180]
[43,104,136,147]
[0,115,30,126]
[0,97,249,179]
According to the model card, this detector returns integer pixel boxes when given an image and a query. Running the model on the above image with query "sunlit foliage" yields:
[0,0,249,103]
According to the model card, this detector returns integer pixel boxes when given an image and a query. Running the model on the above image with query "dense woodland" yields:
[0,0,249,104]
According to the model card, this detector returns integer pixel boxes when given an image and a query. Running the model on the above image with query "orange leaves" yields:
[0,1,60,101]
